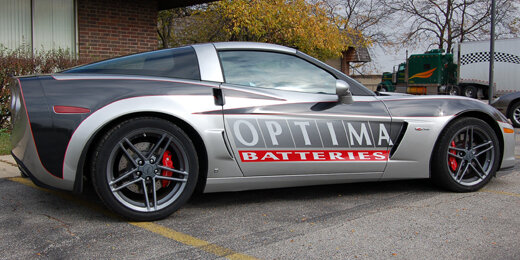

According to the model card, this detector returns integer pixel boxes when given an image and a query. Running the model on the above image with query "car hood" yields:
[376,95,508,122]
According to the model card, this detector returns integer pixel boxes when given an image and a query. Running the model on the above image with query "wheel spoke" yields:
[123,138,146,160]
[142,179,151,211]
[109,168,137,186]
[155,175,187,183]
[475,145,494,157]
[119,143,138,167]
[152,178,158,210]
[472,159,488,178]
[447,151,464,160]
[158,165,188,176]
[457,162,471,182]
[448,146,466,152]
[157,138,172,162]
[112,177,141,192]
[453,160,465,179]
[473,140,492,150]
[469,127,474,148]
[464,127,472,149]
[147,134,167,159]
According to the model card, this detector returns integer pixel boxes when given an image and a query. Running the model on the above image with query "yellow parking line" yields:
[480,189,520,198]
[8,177,257,260]
[130,222,257,260]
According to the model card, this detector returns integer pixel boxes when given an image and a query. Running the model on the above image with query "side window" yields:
[64,46,200,80]
[218,51,336,94]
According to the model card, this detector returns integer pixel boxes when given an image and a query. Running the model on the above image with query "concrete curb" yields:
[0,155,20,178]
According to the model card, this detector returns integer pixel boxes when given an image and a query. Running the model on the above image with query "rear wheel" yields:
[91,117,198,221]
[463,85,478,99]
[431,118,500,192]
[507,101,520,128]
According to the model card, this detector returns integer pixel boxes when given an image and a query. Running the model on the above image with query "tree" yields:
[157,7,194,48]
[387,0,520,51]
[159,0,369,60]
[320,0,395,47]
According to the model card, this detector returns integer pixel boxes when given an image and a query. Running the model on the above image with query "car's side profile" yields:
[10,42,515,220]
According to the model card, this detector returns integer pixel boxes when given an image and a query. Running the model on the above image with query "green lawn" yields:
[0,130,10,155]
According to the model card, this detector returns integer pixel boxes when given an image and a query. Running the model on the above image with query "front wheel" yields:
[91,117,199,221]
[431,118,500,192]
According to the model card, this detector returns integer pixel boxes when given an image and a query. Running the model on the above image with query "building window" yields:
[0,0,76,55]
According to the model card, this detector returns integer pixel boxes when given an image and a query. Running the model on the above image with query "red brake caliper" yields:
[448,141,458,171]
[161,151,174,188]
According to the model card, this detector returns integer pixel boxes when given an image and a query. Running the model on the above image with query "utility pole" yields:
[488,0,496,104]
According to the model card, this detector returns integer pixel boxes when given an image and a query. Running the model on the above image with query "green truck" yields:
[377,49,459,95]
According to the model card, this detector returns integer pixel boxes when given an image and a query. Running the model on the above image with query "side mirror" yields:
[336,80,353,104]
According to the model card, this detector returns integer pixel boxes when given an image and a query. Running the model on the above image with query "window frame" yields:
[218,50,338,95]
[217,49,375,96]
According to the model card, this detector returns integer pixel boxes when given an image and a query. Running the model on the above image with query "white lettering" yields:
[378,124,393,146]
[313,152,326,160]
[358,152,369,160]
[294,121,312,145]
[295,152,310,160]
[261,152,279,160]
[265,121,282,146]
[373,152,386,160]
[242,152,258,160]
[347,152,355,160]
[234,120,259,146]
[326,122,339,146]
[276,152,292,160]
[348,123,372,146]
[329,152,344,160]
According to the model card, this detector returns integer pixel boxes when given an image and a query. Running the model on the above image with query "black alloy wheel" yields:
[432,118,500,192]
[92,117,199,221]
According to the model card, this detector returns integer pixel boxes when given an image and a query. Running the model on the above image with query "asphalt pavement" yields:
[0,132,519,259]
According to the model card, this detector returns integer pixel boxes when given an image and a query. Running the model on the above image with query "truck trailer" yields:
[377,38,520,98]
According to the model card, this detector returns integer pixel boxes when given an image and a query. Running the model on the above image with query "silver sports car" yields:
[9,42,515,220]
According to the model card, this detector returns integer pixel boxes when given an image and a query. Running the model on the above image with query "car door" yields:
[218,50,401,177]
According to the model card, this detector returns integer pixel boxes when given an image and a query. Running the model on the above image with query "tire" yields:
[431,118,500,192]
[91,117,199,221]
[447,86,460,96]
[463,85,477,99]
[507,101,520,128]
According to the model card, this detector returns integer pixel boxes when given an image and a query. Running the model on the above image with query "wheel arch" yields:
[429,111,504,177]
[75,112,208,194]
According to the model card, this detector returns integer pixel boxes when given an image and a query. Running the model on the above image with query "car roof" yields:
[195,42,297,54]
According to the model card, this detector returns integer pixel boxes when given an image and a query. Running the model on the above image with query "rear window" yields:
[64,46,200,80]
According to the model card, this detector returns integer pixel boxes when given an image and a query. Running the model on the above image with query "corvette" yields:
[9,42,515,220]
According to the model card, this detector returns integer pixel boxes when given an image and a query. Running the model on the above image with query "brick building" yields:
[0,0,212,59]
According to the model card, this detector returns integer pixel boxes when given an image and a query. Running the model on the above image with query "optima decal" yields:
[227,118,402,162]
[239,150,389,162]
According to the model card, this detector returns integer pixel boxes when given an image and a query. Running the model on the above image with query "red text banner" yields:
[239,150,389,162]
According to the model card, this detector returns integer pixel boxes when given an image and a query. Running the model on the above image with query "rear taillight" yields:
[9,79,21,124]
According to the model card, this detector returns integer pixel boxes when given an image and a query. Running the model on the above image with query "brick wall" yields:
[78,0,158,60]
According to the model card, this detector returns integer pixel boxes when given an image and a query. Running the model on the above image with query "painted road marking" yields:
[480,189,520,198]
[8,177,257,260]
[130,222,257,260]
